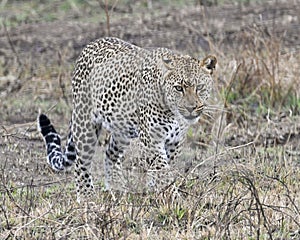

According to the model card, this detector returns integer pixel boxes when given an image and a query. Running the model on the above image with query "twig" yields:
[57,51,70,108]
[3,21,23,70]
[13,209,51,236]
[215,62,242,155]
[99,0,119,36]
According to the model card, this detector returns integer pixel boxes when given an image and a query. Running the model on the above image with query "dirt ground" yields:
[0,0,300,239]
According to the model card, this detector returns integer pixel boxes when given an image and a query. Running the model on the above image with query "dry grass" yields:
[1,0,300,239]
[1,144,300,239]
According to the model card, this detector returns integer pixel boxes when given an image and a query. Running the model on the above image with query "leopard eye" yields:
[174,85,184,92]
[196,84,205,94]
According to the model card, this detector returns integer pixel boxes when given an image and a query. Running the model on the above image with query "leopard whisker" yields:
[202,111,215,120]
[205,105,230,113]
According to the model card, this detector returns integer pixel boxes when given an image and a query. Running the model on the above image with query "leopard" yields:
[37,37,217,202]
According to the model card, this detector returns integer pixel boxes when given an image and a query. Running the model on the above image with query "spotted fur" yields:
[37,37,217,201]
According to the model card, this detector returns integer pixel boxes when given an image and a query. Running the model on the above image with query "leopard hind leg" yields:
[104,134,129,191]
[71,110,102,202]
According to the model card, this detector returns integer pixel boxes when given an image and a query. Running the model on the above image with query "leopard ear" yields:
[162,56,174,69]
[201,55,217,74]
[160,56,174,76]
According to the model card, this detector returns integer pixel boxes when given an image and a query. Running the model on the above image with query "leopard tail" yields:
[37,114,76,171]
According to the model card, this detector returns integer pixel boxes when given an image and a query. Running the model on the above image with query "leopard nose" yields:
[186,106,197,113]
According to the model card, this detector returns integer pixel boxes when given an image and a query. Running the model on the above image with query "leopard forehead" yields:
[162,56,211,86]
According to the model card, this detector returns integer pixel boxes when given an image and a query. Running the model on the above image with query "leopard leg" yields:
[135,141,169,190]
[145,141,182,190]
[146,154,171,190]
[162,141,182,185]
[72,110,100,202]
[104,134,129,191]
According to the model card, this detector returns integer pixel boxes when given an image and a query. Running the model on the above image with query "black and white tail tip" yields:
[37,114,75,171]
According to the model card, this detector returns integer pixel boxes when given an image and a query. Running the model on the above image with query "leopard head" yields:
[160,53,217,122]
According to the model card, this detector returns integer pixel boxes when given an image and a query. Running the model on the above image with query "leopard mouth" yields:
[179,109,203,120]
[183,114,200,120]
